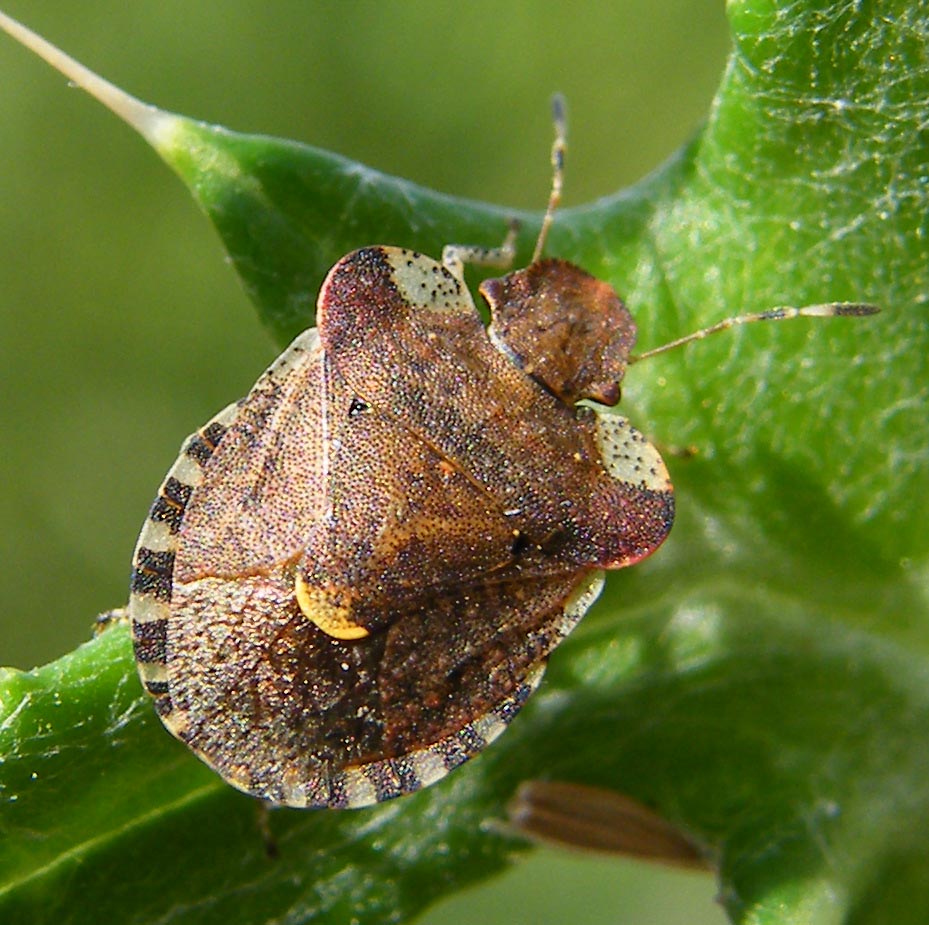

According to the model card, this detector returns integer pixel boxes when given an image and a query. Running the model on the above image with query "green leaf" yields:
[1,2,926,924]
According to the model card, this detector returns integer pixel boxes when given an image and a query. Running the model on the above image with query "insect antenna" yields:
[630,302,880,364]
[531,93,567,263]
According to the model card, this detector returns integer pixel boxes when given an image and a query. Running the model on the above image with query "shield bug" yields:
[128,96,877,809]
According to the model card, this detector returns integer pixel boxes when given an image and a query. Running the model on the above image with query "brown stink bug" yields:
[128,96,877,809]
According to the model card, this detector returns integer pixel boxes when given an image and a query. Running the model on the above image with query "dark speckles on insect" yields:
[127,96,875,810]
[347,397,369,418]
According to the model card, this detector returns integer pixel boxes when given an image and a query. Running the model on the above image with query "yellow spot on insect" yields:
[295,575,369,640]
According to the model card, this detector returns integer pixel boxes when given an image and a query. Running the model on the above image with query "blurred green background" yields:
[0,2,729,923]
